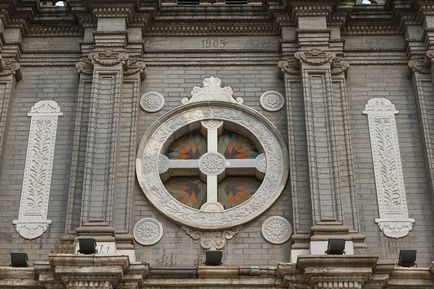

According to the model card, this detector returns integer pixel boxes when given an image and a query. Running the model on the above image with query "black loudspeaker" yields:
[325,239,346,255]
[78,238,97,254]
[205,250,222,266]
[10,253,28,267]
[398,250,417,267]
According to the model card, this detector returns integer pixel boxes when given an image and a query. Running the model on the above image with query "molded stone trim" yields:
[363,98,415,238]
[13,100,63,239]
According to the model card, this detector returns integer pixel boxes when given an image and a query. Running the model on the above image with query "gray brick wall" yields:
[0,66,78,265]
[347,64,434,266]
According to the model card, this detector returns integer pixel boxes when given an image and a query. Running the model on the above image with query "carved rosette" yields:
[363,98,415,238]
[133,218,164,246]
[181,76,243,105]
[295,48,334,66]
[260,91,285,112]
[140,91,165,113]
[182,226,241,249]
[13,100,63,239]
[261,216,292,244]
[199,152,226,175]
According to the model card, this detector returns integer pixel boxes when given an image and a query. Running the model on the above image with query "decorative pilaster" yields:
[363,98,415,238]
[13,100,63,239]
[0,57,22,162]
[295,48,343,225]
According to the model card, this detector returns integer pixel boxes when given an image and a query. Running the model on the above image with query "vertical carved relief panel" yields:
[13,100,63,239]
[363,98,415,238]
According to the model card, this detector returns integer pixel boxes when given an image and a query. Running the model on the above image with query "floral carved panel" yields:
[13,100,63,239]
[363,98,414,238]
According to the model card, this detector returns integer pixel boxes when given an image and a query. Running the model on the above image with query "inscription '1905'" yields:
[201,38,226,49]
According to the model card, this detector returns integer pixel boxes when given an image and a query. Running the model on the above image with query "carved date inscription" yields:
[201,38,226,49]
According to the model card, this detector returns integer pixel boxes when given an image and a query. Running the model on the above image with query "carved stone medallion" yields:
[260,91,285,112]
[199,152,226,175]
[133,218,163,246]
[140,91,165,113]
[261,216,292,244]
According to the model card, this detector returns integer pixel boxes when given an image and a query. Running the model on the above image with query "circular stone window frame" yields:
[136,101,289,230]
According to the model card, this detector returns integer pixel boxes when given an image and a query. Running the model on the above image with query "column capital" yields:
[295,48,334,66]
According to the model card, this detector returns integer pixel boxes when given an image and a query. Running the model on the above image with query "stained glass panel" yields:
[165,131,206,159]
[218,130,259,159]
[165,177,207,209]
[217,177,261,209]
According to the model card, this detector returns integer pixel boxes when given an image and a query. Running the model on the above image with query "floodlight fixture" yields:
[10,253,28,267]
[78,238,97,254]
[398,250,417,267]
[325,239,346,255]
[205,249,222,266]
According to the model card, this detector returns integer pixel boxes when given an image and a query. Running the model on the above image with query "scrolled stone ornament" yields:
[331,58,350,76]
[295,48,334,66]
[88,49,129,66]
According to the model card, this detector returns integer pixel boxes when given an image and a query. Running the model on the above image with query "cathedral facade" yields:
[1,0,434,288]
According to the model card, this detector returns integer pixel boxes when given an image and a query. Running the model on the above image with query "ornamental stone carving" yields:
[182,226,241,249]
[408,55,430,74]
[0,57,22,80]
[140,92,165,113]
[261,216,292,244]
[295,48,334,66]
[13,100,63,239]
[363,98,415,238]
[199,152,226,175]
[88,49,129,66]
[278,56,300,75]
[260,91,285,112]
[181,76,243,105]
[133,218,164,246]
[136,77,289,230]
[331,58,350,76]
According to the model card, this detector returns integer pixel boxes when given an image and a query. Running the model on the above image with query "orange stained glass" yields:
[165,131,206,159]
[165,177,206,209]
[218,177,261,209]
[218,130,259,159]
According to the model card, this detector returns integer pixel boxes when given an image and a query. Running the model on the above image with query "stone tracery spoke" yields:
[159,119,265,212]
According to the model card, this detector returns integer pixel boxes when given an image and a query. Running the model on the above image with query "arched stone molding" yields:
[13,100,63,239]
[363,98,415,238]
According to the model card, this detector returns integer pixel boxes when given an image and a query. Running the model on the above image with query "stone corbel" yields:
[294,48,334,66]
[297,256,378,289]
[278,56,300,75]
[331,57,350,76]
[48,254,147,289]
[408,55,430,75]
[124,56,146,78]
[0,57,22,81]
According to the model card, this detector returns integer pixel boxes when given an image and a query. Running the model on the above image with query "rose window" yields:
[137,77,288,230]
[160,123,263,212]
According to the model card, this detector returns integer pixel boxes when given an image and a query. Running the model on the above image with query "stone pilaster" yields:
[0,57,21,163]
